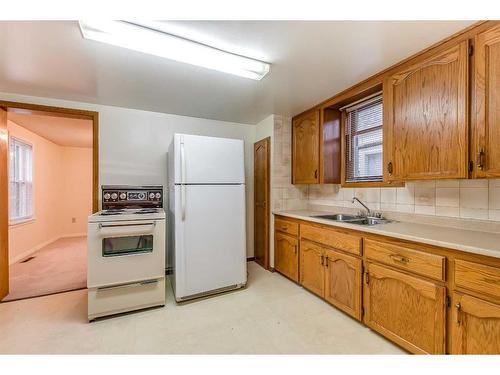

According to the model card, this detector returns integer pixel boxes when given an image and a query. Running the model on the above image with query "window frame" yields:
[8,136,34,225]
[344,94,384,183]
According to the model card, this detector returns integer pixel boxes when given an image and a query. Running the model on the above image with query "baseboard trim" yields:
[246,256,255,262]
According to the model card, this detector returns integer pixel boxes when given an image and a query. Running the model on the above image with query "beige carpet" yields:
[3,236,87,302]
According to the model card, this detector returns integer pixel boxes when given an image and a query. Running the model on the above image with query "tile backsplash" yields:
[272,115,308,211]
[271,114,500,222]
[308,179,500,221]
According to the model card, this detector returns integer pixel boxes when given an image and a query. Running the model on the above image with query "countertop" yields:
[274,209,500,259]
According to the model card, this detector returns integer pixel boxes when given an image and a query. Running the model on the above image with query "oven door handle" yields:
[98,222,156,236]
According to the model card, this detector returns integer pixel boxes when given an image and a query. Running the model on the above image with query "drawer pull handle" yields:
[390,254,409,264]
[320,255,324,266]
[325,257,329,268]
[293,245,297,254]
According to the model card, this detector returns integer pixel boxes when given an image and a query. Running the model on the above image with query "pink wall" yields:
[7,120,92,264]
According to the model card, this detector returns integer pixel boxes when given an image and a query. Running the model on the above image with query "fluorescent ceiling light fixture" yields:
[78,20,270,80]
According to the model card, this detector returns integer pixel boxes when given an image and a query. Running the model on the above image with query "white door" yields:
[174,134,245,184]
[174,184,246,298]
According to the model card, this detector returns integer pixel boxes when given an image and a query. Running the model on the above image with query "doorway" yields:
[0,101,98,302]
[253,137,270,270]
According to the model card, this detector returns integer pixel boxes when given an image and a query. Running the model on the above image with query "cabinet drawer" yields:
[455,259,500,299]
[275,217,299,236]
[365,239,445,281]
[301,224,361,255]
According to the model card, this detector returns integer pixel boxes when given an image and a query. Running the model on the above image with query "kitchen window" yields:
[343,93,383,182]
[9,137,33,223]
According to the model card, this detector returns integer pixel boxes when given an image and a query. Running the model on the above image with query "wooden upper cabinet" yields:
[364,263,446,354]
[324,248,362,320]
[274,231,299,282]
[292,109,320,184]
[300,239,325,298]
[384,41,469,181]
[473,25,500,177]
[451,293,500,354]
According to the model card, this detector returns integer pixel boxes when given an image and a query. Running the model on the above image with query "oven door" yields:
[87,219,165,288]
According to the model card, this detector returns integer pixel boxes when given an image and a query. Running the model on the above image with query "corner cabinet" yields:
[292,109,320,184]
[364,263,446,354]
[384,40,469,181]
[451,293,500,354]
[274,231,299,282]
[472,25,500,177]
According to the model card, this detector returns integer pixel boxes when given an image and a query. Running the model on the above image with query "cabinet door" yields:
[292,110,320,184]
[324,248,362,320]
[473,25,500,177]
[274,231,299,282]
[300,239,325,298]
[364,263,446,354]
[451,293,500,354]
[384,41,468,181]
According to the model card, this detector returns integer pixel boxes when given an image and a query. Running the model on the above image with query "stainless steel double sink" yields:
[311,214,391,226]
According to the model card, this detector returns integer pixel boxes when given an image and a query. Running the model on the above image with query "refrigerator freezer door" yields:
[174,134,245,184]
[174,185,247,299]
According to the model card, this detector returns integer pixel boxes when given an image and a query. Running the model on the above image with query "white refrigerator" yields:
[168,133,247,301]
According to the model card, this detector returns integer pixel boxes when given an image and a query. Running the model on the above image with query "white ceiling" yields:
[0,21,475,124]
[8,112,93,148]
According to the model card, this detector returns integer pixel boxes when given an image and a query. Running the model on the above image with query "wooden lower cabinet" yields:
[300,239,325,298]
[364,263,446,354]
[451,293,500,354]
[274,231,299,282]
[324,248,362,320]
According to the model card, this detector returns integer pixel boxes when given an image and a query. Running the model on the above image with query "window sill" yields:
[341,180,405,188]
[9,217,35,227]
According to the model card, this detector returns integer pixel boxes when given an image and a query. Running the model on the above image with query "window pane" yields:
[345,95,383,182]
[9,138,33,221]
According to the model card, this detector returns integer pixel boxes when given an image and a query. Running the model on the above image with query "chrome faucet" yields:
[351,197,372,217]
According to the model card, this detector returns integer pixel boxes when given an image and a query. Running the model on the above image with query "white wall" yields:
[0,92,256,257]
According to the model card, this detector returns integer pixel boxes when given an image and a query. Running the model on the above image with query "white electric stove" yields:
[87,185,166,321]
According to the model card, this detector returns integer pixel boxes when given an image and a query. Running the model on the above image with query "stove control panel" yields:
[101,185,163,210]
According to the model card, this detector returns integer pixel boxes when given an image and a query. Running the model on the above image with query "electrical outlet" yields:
[72,217,76,223]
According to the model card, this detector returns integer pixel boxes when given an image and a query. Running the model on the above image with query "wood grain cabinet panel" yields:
[451,293,500,354]
[454,259,500,299]
[300,239,325,298]
[324,248,362,320]
[292,109,320,184]
[364,239,445,281]
[301,224,362,256]
[274,232,299,282]
[274,217,299,236]
[473,25,500,177]
[364,263,446,354]
[384,41,469,181]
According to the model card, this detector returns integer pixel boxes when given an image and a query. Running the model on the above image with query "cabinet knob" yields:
[314,169,318,179]
[387,162,393,175]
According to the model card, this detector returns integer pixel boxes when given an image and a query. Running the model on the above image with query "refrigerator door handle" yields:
[181,184,186,221]
[180,135,187,221]
[180,136,186,183]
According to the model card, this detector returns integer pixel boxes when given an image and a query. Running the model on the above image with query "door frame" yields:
[0,100,99,300]
[0,100,99,212]
[253,137,270,270]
